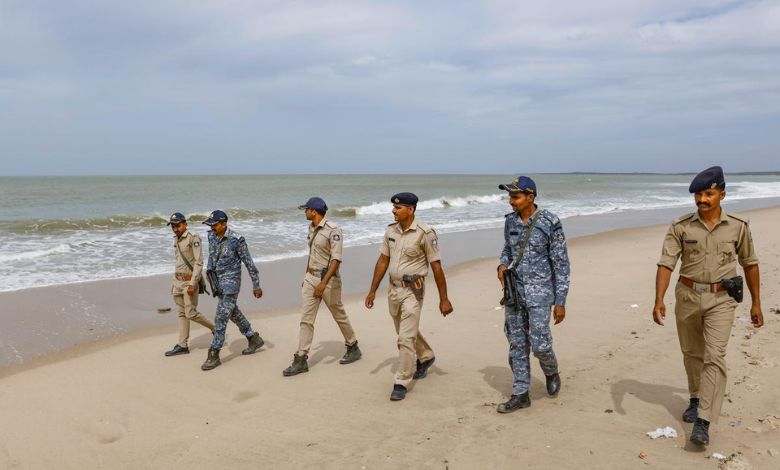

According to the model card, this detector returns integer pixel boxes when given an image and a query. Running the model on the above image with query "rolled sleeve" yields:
[423,229,441,263]
[329,227,343,262]
[380,230,390,257]
[657,224,682,271]
[737,222,759,267]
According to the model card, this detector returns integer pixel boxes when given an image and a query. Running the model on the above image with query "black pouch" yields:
[720,276,743,303]
[206,269,222,298]
[500,269,520,307]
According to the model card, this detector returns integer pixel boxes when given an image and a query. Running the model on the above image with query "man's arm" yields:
[549,218,570,321]
[314,259,341,299]
[430,260,453,316]
[653,266,673,326]
[237,238,262,297]
[207,235,216,272]
[497,218,511,287]
[190,236,204,286]
[365,254,389,309]
[744,264,763,327]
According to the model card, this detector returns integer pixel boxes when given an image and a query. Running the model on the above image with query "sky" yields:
[1,0,779,175]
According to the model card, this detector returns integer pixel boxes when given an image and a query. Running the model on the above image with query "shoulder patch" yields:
[673,213,696,225]
[193,240,200,247]
[332,233,341,241]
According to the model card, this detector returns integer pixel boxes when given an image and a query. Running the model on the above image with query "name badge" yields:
[683,240,698,244]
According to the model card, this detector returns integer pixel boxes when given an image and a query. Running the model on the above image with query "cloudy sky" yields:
[1,0,778,175]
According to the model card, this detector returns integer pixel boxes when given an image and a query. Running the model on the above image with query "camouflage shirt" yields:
[500,208,570,307]
[207,228,261,295]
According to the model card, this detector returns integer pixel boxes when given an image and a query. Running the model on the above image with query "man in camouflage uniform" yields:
[365,192,454,401]
[496,176,570,413]
[200,210,265,371]
[283,197,361,376]
[653,166,764,446]
[165,212,215,357]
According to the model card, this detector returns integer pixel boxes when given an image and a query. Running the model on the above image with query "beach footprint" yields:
[233,390,259,403]
[80,416,128,445]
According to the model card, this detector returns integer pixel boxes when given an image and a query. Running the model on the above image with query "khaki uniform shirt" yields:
[173,230,203,292]
[380,219,441,281]
[307,217,343,272]
[657,209,758,284]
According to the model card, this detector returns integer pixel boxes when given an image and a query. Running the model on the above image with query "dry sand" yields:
[1,206,779,470]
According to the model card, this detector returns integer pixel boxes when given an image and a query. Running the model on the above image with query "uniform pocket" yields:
[718,241,736,265]
[682,244,701,262]
[403,247,421,257]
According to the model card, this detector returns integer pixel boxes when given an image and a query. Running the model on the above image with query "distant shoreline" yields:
[3,171,780,177]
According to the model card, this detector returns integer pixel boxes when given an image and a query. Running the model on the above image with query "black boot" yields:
[413,357,435,379]
[164,344,189,357]
[241,332,264,355]
[282,354,309,377]
[690,418,710,446]
[390,384,407,401]
[682,398,699,423]
[201,348,221,371]
[497,392,531,413]
[546,373,561,396]
[339,342,362,364]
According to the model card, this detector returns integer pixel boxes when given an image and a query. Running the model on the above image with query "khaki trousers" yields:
[297,273,357,356]
[173,291,215,348]
[388,285,434,387]
[674,282,736,423]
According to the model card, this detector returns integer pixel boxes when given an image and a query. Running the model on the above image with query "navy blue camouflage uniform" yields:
[207,228,261,350]
[500,208,570,395]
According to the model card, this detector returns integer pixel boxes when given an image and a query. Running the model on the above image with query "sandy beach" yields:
[1,205,779,469]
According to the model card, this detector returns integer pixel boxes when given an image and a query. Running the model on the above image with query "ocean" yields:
[2,173,780,293]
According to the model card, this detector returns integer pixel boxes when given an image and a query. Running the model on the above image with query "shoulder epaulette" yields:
[325,219,338,229]
[387,221,398,227]
[539,209,557,225]
[417,221,434,234]
[673,213,696,225]
[504,211,514,218]
[727,213,749,224]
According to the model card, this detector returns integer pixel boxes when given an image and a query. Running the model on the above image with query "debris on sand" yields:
[646,427,677,439]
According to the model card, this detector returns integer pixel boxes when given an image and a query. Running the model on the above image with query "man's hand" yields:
[439,298,453,317]
[751,305,764,328]
[253,288,263,298]
[553,305,565,324]
[186,285,195,295]
[365,291,376,309]
[652,302,666,326]
[313,282,326,299]
[497,265,507,289]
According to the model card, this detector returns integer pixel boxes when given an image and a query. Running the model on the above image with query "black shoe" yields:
[497,392,531,413]
[164,344,189,357]
[413,357,435,379]
[390,384,407,401]
[690,418,710,446]
[545,373,561,396]
[282,353,309,377]
[682,398,699,423]
[339,342,362,365]
[201,348,221,371]
[241,332,264,355]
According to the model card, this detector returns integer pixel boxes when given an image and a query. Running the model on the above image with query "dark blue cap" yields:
[202,210,228,226]
[499,176,537,196]
[298,197,328,214]
[391,192,418,207]
[167,212,186,226]
[689,166,726,193]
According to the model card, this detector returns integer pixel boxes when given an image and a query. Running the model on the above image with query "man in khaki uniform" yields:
[653,166,764,446]
[365,192,454,401]
[165,212,215,357]
[283,197,361,376]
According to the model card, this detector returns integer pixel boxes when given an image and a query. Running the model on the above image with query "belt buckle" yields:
[693,282,710,294]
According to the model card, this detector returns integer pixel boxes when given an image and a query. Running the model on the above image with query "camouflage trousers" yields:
[504,303,558,395]
[210,293,255,350]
